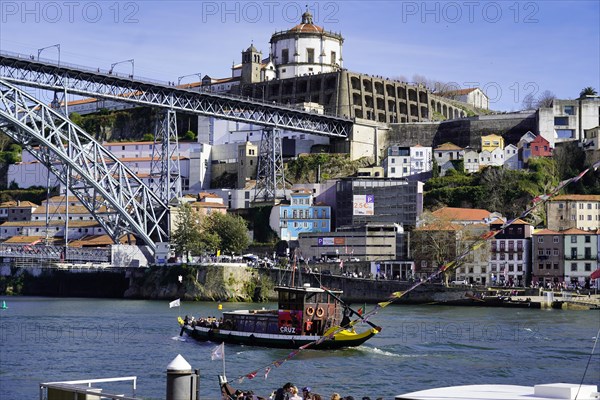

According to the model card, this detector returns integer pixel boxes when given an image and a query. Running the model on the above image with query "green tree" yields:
[181,130,197,141]
[69,112,84,128]
[142,133,154,141]
[206,212,250,255]
[579,87,598,99]
[171,203,204,259]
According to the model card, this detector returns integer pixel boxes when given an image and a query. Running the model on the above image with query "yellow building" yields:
[481,134,504,153]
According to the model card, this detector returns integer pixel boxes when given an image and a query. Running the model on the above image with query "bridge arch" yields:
[0,79,168,252]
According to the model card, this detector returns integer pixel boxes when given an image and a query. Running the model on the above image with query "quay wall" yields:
[0,264,468,303]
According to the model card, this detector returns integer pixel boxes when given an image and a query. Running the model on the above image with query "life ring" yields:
[306,306,315,316]
[316,307,325,318]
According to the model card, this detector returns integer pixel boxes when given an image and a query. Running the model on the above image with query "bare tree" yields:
[521,90,555,110]
[536,90,556,108]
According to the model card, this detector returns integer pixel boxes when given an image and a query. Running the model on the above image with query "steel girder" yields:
[0,79,168,252]
[150,109,182,203]
[0,52,353,137]
[254,128,286,203]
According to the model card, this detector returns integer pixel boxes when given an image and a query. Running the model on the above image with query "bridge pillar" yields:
[254,127,286,204]
[151,109,182,203]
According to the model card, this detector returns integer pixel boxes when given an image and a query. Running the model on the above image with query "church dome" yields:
[288,10,324,33]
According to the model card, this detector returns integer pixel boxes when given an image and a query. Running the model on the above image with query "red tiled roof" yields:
[561,228,592,235]
[551,195,600,201]
[439,88,478,96]
[289,23,324,33]
[533,229,561,235]
[435,142,463,151]
[432,207,493,221]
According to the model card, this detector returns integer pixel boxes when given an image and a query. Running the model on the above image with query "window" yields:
[553,263,558,269]
[307,48,315,63]
[554,117,569,125]
[331,51,336,64]
[585,236,591,243]
[571,236,577,243]
[571,263,577,271]
[281,49,289,64]
[556,129,575,139]
[391,167,395,173]
[585,263,591,271]
[553,236,559,243]
[553,249,559,256]
[537,237,544,243]
[564,105,575,115]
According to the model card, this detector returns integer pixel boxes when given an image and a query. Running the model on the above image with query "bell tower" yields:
[241,43,262,85]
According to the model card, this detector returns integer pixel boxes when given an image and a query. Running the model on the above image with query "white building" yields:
[504,144,519,170]
[538,96,600,147]
[433,142,464,176]
[479,147,504,168]
[382,145,432,178]
[8,141,211,194]
[463,148,480,173]
[438,87,489,110]
[270,10,343,80]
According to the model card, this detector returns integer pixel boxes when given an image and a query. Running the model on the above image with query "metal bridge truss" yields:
[150,109,181,202]
[0,79,168,252]
[254,128,286,203]
[0,52,352,137]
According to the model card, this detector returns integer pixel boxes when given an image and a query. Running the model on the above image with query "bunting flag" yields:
[169,299,180,308]
[233,162,599,383]
[246,371,257,380]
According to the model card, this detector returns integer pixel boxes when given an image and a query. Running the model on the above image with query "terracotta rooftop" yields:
[551,195,600,201]
[0,201,39,208]
[533,229,561,235]
[561,227,592,235]
[439,88,478,96]
[0,220,100,227]
[432,207,493,221]
[435,142,464,151]
[69,234,135,247]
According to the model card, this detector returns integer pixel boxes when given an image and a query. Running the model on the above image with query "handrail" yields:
[40,376,139,400]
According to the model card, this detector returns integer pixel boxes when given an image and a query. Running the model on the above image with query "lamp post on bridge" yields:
[37,44,60,66]
[109,59,134,78]
[177,73,202,87]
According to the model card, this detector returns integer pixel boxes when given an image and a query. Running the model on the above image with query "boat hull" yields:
[180,322,378,350]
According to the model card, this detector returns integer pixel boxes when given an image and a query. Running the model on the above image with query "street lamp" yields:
[177,73,202,86]
[109,59,134,78]
[37,44,60,66]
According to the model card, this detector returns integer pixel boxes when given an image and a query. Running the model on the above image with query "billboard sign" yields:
[353,194,374,215]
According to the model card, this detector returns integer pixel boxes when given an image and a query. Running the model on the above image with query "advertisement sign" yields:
[318,237,335,246]
[334,237,345,245]
[353,194,374,215]
[278,310,303,335]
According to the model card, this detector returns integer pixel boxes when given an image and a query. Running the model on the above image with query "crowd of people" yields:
[263,382,382,400]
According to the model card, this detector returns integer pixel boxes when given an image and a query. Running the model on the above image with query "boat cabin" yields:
[220,285,344,336]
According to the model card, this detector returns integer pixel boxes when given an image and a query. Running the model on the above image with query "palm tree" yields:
[579,87,598,99]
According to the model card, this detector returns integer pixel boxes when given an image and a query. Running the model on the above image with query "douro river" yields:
[0,297,598,399]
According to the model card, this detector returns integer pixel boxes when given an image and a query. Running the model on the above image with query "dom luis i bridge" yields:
[0,50,354,254]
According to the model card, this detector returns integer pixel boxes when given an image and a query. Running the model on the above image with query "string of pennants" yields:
[233,159,600,383]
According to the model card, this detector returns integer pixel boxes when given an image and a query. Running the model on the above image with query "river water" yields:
[0,296,598,400]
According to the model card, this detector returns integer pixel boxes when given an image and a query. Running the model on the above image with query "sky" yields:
[0,0,598,112]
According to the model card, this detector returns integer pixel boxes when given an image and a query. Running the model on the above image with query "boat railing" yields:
[40,376,140,400]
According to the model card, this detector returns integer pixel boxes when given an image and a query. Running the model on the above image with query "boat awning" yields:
[395,383,599,400]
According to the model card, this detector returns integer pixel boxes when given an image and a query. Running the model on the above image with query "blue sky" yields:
[1,0,598,111]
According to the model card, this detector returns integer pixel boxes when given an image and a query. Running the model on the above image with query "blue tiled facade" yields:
[278,192,331,240]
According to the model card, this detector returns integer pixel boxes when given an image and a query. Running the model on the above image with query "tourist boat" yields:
[178,284,380,349]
